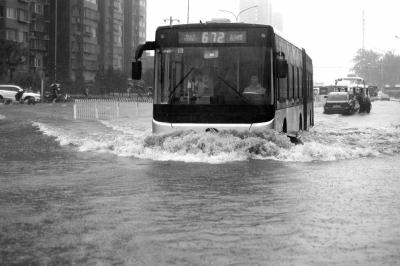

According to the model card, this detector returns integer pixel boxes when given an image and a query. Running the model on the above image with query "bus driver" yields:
[243,75,266,95]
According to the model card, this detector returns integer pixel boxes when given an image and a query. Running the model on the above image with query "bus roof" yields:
[155,23,305,53]
[156,22,274,31]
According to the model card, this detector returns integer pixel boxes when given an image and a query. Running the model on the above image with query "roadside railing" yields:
[73,97,152,120]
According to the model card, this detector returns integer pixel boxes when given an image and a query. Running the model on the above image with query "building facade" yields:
[98,0,124,72]
[124,0,146,74]
[49,0,100,89]
[1,0,146,91]
[238,0,283,32]
[0,0,50,81]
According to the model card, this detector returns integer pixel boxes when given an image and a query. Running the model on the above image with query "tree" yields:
[13,72,42,91]
[352,49,382,86]
[352,49,400,87]
[381,51,400,86]
[94,67,128,95]
[0,39,28,82]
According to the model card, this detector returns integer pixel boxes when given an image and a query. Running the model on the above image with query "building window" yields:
[85,0,97,4]
[139,0,146,7]
[31,56,42,68]
[6,29,18,41]
[84,8,98,20]
[33,3,44,15]
[18,31,28,43]
[6,7,18,19]
[83,43,97,54]
[113,23,122,34]
[84,26,97,38]
[113,55,122,69]
[114,0,122,12]
[139,16,145,27]
[0,6,4,18]
[113,34,122,46]
[18,9,29,22]
[32,22,46,32]
[30,39,46,50]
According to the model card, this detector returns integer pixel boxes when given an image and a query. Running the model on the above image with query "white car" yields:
[0,85,41,103]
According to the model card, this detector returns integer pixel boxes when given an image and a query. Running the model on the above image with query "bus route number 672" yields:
[202,32,225,43]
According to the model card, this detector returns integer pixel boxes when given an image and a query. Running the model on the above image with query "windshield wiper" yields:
[168,67,194,103]
[216,75,250,105]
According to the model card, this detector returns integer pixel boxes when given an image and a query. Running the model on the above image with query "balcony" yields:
[18,17,30,24]
[30,13,45,21]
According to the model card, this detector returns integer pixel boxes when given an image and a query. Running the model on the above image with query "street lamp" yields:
[218,5,258,22]
[164,16,180,25]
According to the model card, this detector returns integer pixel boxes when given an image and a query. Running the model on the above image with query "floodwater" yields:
[1,101,400,265]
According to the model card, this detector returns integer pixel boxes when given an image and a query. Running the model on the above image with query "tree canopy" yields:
[352,49,400,87]
[0,39,28,82]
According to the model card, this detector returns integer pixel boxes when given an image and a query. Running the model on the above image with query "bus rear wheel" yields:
[299,115,303,131]
[282,119,287,133]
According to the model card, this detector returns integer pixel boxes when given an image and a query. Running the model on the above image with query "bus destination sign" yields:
[178,31,247,44]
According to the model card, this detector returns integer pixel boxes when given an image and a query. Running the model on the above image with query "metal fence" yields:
[73,97,152,120]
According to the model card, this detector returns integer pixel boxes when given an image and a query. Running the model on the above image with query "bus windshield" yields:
[155,46,271,105]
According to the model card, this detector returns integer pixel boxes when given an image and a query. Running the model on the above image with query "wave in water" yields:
[32,120,400,164]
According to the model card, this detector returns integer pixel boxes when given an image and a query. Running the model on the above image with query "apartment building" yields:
[1,0,146,89]
[239,0,283,32]
[98,0,124,72]
[124,0,146,73]
[49,0,100,87]
[0,0,50,78]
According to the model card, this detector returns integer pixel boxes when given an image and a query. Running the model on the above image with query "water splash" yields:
[32,120,400,164]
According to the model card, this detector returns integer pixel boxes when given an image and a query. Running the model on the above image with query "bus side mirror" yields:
[132,61,142,80]
[277,59,288,78]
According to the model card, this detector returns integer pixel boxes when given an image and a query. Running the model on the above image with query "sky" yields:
[146,0,400,84]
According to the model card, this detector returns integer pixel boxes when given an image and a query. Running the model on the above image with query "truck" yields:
[334,76,371,113]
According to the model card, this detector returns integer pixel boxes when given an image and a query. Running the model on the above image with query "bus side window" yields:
[278,65,288,102]
[289,65,295,99]
[294,66,298,100]
[286,64,290,100]
[299,67,303,99]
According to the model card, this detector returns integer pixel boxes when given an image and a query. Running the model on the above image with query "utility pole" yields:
[164,16,180,25]
[54,0,57,82]
[362,10,365,51]
[187,0,190,24]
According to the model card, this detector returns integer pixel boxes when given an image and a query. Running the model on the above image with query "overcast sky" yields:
[146,0,400,84]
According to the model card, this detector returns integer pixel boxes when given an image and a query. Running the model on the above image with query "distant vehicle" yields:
[43,83,70,103]
[324,92,360,114]
[0,85,41,104]
[334,76,371,113]
[379,93,390,101]
[368,85,379,97]
[318,86,335,96]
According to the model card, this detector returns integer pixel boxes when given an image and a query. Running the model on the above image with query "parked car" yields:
[0,85,41,104]
[379,93,390,101]
[323,92,360,115]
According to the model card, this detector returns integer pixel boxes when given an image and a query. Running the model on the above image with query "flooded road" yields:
[1,101,400,265]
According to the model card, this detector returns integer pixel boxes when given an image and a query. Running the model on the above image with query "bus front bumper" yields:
[152,119,274,134]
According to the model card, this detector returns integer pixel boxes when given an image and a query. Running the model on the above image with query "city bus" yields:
[132,23,314,134]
